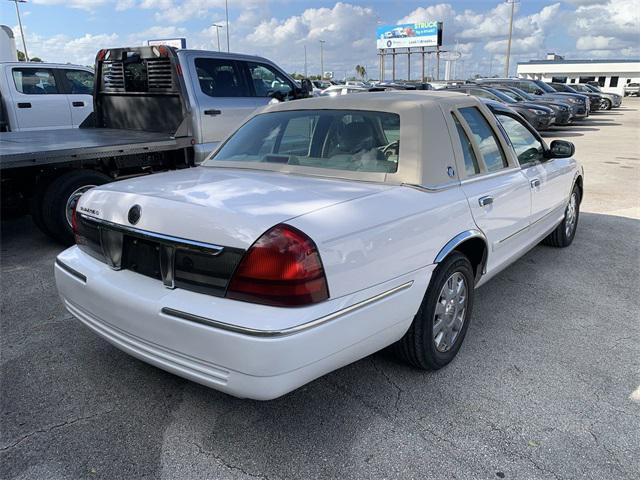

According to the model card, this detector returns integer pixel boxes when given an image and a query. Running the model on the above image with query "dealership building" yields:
[516,55,640,96]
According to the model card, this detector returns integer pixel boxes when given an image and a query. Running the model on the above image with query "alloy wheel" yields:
[433,272,468,353]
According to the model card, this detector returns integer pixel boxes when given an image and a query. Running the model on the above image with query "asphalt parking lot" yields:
[1,99,639,480]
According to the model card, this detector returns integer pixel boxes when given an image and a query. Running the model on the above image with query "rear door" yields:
[451,105,531,273]
[8,66,72,131]
[188,56,256,146]
[60,68,94,126]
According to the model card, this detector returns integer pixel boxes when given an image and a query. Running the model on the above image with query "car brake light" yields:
[226,224,329,307]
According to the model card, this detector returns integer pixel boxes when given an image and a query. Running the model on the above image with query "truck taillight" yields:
[226,225,329,307]
[71,204,78,235]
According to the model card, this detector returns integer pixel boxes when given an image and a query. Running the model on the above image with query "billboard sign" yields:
[147,38,186,49]
[376,21,442,49]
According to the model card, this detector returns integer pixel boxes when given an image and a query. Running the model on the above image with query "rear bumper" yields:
[55,247,431,400]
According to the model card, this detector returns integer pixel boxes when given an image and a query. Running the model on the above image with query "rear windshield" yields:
[204,110,400,173]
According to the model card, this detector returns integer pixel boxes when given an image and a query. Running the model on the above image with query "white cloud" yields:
[11,0,640,80]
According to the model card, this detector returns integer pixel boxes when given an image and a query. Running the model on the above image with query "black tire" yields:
[41,170,111,245]
[602,99,612,110]
[29,187,52,236]
[393,252,475,370]
[542,185,581,248]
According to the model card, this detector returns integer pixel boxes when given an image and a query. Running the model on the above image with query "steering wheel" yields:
[379,140,399,159]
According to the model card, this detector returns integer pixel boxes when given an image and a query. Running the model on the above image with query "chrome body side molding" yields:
[161,281,414,338]
[434,229,487,265]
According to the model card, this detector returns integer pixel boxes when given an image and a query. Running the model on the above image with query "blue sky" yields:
[2,1,638,79]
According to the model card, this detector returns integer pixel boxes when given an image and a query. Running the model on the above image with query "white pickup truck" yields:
[1,46,309,244]
[0,61,94,132]
[55,92,583,400]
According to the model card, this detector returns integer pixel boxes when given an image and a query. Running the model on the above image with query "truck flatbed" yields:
[0,128,191,169]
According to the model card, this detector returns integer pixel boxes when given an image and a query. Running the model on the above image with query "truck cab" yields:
[174,50,305,163]
[0,62,94,132]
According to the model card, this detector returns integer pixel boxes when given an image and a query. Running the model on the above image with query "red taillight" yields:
[71,204,78,234]
[97,49,107,61]
[226,224,329,307]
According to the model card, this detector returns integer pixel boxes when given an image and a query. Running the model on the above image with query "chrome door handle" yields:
[478,196,494,207]
[530,178,541,188]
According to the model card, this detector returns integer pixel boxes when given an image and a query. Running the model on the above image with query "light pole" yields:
[225,0,230,52]
[211,24,222,51]
[8,0,29,61]
[504,0,518,77]
[304,44,308,78]
[319,40,325,80]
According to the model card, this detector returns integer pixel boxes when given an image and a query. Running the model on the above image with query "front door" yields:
[189,57,257,149]
[492,111,568,227]
[8,67,72,131]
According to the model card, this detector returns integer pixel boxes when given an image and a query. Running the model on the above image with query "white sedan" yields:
[55,92,583,400]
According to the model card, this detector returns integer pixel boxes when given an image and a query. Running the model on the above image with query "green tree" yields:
[31,57,43,62]
[355,64,367,81]
[17,50,25,61]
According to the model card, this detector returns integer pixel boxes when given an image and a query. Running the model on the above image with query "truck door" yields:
[8,67,72,131]
[188,57,257,161]
[60,68,94,127]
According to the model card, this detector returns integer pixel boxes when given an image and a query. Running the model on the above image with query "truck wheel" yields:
[41,170,111,245]
[392,252,475,370]
[542,185,580,248]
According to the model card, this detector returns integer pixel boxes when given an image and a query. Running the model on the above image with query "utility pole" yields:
[304,45,308,78]
[225,0,230,52]
[504,0,518,77]
[319,40,325,80]
[9,0,29,61]
[211,24,222,51]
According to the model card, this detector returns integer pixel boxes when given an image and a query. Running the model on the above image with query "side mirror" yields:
[546,140,575,159]
[302,78,313,94]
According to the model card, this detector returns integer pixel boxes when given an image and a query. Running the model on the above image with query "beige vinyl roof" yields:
[210,91,487,188]
[263,90,474,115]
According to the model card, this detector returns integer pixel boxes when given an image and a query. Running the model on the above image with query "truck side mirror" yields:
[300,79,313,98]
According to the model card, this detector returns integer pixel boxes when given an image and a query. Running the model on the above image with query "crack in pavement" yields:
[192,442,280,480]
[370,358,403,412]
[0,409,115,453]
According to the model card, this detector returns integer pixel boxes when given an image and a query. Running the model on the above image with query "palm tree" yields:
[355,64,367,81]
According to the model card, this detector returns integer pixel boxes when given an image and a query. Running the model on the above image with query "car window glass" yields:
[206,109,399,173]
[65,70,94,95]
[452,114,480,176]
[247,62,292,97]
[195,58,248,97]
[496,114,544,166]
[13,68,58,94]
[470,89,496,101]
[458,107,507,172]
